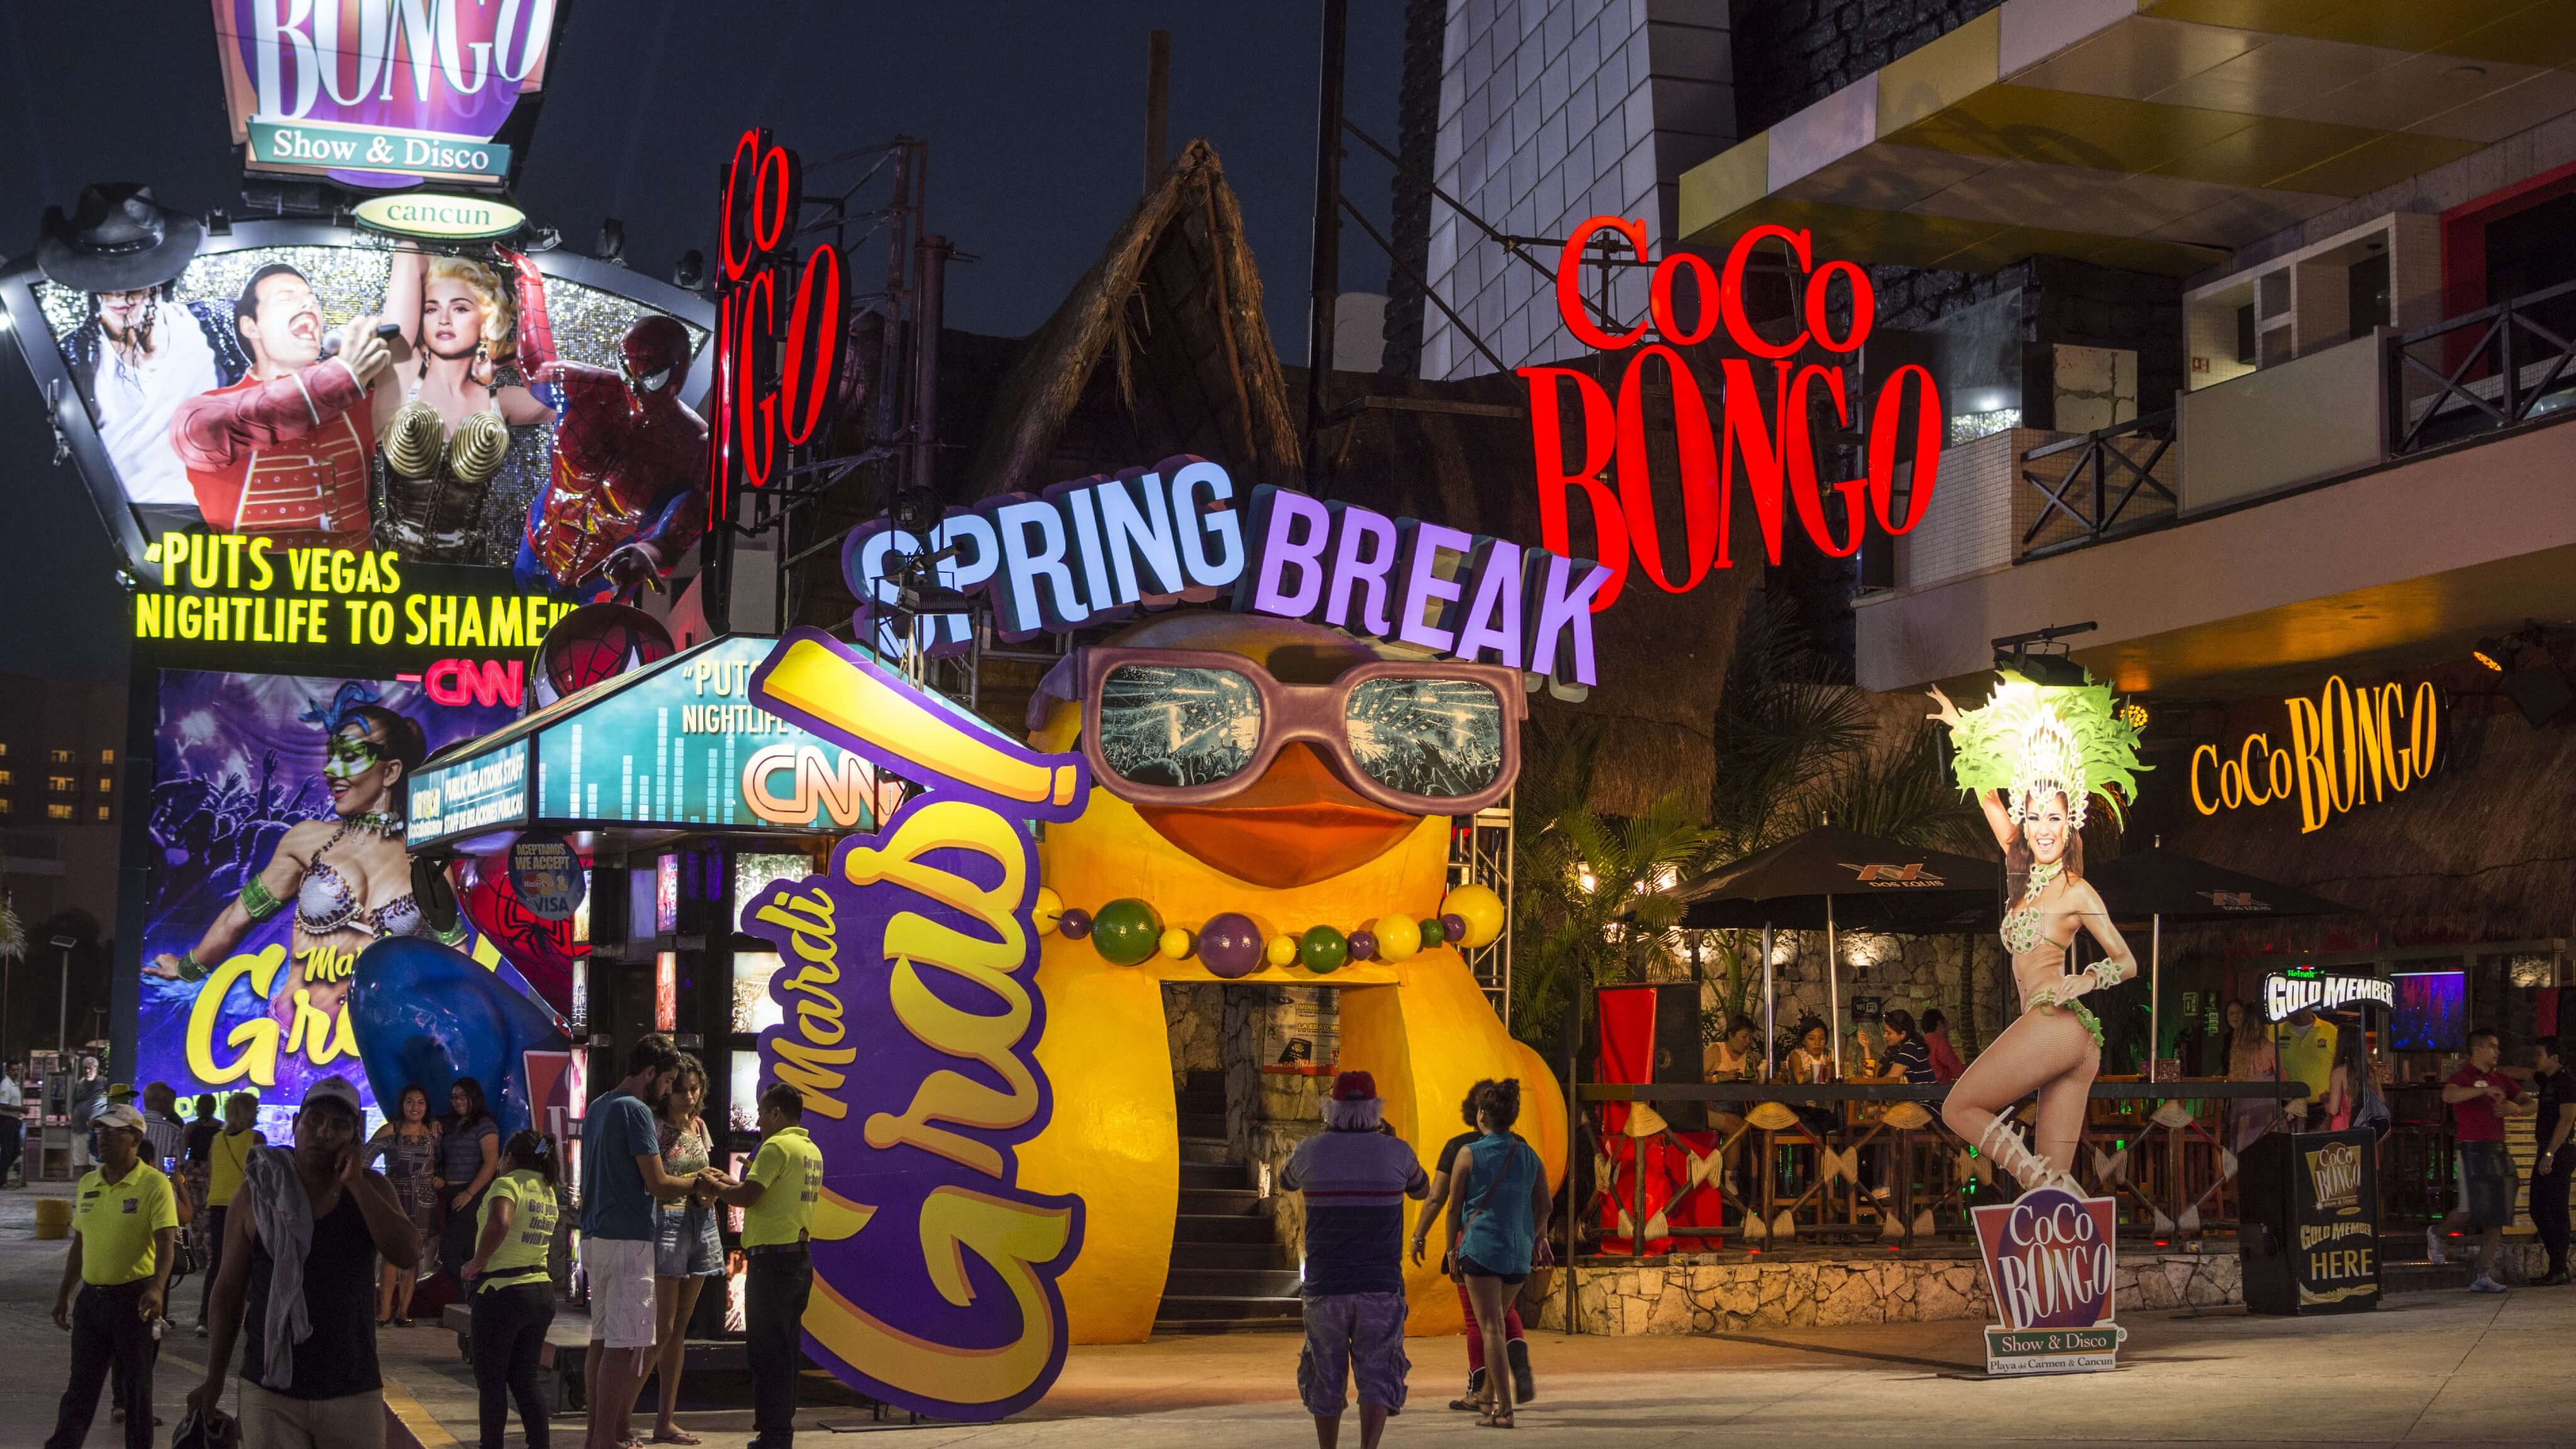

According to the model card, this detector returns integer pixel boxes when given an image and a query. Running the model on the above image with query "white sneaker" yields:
[2426,1226,2448,1266]
[2470,1275,2508,1294]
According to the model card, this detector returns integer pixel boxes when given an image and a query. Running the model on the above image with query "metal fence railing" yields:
[1565,1080,2305,1269]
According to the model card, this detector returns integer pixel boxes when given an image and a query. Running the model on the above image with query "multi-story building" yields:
[1401,0,2576,1040]
[0,674,127,933]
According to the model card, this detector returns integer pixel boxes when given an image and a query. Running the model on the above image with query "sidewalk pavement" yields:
[6,1176,2571,1449]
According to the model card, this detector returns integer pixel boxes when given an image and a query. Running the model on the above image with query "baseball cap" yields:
[1330,1070,1377,1102]
[302,1077,363,1119]
[92,1102,147,1136]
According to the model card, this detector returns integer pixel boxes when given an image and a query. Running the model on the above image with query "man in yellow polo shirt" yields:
[2276,1006,2340,1124]
[716,1083,824,1449]
[47,1102,179,1449]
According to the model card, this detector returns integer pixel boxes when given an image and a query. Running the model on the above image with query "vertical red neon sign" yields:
[708,128,848,530]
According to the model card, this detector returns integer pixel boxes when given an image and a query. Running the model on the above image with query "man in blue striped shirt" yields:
[1281,1070,1428,1449]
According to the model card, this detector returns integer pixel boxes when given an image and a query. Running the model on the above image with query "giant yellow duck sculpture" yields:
[1013,610,1567,1343]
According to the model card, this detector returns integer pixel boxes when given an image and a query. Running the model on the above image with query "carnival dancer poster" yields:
[138,669,524,1128]
[1927,669,2147,1375]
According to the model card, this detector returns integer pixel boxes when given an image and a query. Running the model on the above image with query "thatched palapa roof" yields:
[969,138,1301,499]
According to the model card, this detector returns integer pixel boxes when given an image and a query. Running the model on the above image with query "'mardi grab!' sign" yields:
[1519,219,1945,611]
[2190,676,2443,833]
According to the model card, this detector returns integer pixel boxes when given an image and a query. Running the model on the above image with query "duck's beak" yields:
[1136,742,1420,889]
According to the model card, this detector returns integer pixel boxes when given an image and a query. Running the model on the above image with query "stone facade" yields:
[1223,985,1336,1254]
[1163,982,1224,1088]
[1531,1250,2243,1335]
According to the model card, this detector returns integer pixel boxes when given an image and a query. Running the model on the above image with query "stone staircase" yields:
[1155,1069,1303,1333]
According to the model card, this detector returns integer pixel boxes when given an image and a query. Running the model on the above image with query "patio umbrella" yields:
[2087,843,2350,1074]
[1667,826,2001,1075]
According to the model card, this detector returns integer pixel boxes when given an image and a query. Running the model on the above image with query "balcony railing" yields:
[2017,411,2177,559]
[1888,278,2576,587]
[2387,275,2576,456]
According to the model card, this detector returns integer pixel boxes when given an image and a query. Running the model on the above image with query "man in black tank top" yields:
[187,1076,421,1445]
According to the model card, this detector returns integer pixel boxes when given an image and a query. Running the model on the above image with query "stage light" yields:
[596,216,625,264]
[672,249,705,290]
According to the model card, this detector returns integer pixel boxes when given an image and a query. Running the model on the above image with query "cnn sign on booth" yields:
[1521,219,1943,610]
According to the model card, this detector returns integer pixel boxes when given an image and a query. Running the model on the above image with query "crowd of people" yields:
[33,1032,828,1449]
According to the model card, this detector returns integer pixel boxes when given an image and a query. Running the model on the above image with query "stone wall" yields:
[1225,985,1335,1254]
[1163,982,1224,1088]
[1531,1250,2243,1335]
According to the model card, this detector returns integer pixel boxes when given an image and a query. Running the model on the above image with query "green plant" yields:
[1506,714,1713,1047]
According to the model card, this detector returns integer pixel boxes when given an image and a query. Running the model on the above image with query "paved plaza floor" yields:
[5,1179,2568,1448]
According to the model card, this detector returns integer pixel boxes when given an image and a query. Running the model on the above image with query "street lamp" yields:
[49,936,77,1055]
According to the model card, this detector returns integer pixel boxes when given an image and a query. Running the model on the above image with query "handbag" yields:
[171,1405,240,1449]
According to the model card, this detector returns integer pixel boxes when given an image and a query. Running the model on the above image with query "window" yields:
[0,799,13,814]
[97,750,114,765]
[47,775,74,794]
[0,770,12,787]
[94,806,110,822]
[47,750,74,765]
[95,779,111,794]
[45,803,73,821]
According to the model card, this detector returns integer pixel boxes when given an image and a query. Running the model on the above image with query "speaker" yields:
[1594,983,1706,1131]
[2501,665,2574,729]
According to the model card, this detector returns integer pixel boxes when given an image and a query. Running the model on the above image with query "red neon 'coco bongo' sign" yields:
[1521,218,1943,610]
[708,128,845,525]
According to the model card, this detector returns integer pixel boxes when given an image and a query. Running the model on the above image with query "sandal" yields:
[1448,1396,1483,1411]
[652,1435,704,1446]
[1477,1409,1516,1428]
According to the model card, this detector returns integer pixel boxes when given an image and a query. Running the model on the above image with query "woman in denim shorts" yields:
[647,1054,723,1443]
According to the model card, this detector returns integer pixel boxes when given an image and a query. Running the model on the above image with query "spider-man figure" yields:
[515,314,708,599]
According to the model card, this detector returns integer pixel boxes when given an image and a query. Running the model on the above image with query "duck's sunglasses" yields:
[1067,647,1524,814]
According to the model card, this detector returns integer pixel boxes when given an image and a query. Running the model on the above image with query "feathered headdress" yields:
[1946,671,2147,829]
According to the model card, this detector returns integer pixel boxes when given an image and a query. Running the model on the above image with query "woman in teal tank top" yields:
[1439,1079,1552,1429]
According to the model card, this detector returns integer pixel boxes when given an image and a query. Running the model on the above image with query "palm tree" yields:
[1507,601,1979,1052]
[1694,603,1983,1038]
[1505,713,1712,1046]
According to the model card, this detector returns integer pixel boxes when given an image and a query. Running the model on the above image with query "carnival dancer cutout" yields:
[1927,674,2147,1197]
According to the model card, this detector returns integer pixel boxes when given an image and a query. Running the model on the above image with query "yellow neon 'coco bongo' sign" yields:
[2189,675,2441,833]
[741,630,1090,1422]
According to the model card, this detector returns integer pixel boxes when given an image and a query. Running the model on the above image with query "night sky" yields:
[0,1,1405,683]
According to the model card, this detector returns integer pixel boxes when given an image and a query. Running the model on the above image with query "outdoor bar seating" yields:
[1575,1080,2305,1259]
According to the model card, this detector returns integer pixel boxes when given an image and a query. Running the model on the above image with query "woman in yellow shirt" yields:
[461,1131,562,1449]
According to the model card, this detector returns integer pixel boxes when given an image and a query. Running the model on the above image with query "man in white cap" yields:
[189,1076,418,1446]
[46,1101,178,1449]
